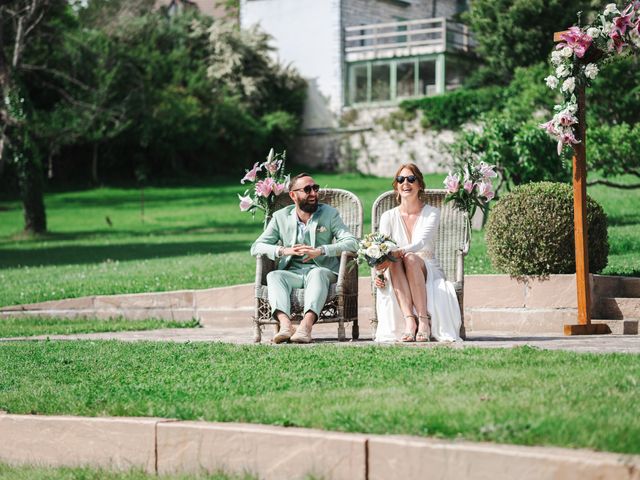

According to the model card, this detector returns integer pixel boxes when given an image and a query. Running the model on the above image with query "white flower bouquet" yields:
[357,232,399,269]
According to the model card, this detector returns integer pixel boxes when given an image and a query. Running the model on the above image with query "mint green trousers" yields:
[266,266,338,318]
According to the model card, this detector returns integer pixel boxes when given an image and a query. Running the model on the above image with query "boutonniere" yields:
[317,225,327,233]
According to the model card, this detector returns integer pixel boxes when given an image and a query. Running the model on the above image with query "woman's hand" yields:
[374,268,387,289]
[391,248,405,259]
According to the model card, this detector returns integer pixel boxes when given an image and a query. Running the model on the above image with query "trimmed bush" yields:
[486,182,609,277]
[400,86,505,130]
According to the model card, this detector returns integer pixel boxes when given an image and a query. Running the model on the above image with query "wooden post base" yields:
[564,323,611,336]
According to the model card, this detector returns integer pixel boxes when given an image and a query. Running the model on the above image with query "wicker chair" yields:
[253,188,363,343]
[370,189,469,339]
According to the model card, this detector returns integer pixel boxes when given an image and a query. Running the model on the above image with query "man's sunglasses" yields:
[396,175,417,184]
[292,184,320,194]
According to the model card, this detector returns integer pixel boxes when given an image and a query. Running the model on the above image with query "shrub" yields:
[486,182,609,277]
[400,86,505,130]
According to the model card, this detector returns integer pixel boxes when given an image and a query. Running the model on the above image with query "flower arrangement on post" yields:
[540,2,640,154]
[443,160,496,223]
[238,148,290,225]
[357,232,400,281]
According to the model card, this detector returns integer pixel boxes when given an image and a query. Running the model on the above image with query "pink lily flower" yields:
[241,162,261,184]
[443,173,460,194]
[557,130,580,155]
[463,180,474,194]
[556,111,578,127]
[238,194,253,212]
[263,159,281,175]
[255,178,275,197]
[272,182,287,195]
[558,26,592,58]
[611,9,634,36]
[478,162,497,179]
[609,30,627,52]
[477,181,494,200]
[539,119,559,136]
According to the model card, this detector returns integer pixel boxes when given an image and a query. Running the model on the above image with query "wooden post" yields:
[554,32,609,335]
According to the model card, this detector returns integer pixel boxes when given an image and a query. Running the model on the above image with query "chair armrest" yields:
[455,248,465,285]
[336,251,358,294]
[255,254,276,287]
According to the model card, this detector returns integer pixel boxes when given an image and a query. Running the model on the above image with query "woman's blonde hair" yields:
[392,163,427,203]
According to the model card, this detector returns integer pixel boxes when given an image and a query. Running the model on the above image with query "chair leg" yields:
[253,322,262,343]
[338,321,346,341]
[351,320,359,340]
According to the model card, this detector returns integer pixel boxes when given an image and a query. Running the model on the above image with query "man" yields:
[250,173,358,343]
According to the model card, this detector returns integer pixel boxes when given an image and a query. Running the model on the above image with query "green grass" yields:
[1,342,639,454]
[0,317,199,338]
[0,464,252,480]
[0,173,638,307]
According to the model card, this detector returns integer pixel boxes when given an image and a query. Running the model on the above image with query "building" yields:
[240,0,473,132]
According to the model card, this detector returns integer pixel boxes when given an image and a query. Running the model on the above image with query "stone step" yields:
[596,297,640,320]
[593,275,640,298]
[591,319,639,335]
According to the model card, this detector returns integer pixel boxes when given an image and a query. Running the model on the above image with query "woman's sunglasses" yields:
[292,184,320,194]
[396,175,417,184]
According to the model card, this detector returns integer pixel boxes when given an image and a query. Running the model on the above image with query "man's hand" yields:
[298,245,322,262]
[282,244,309,257]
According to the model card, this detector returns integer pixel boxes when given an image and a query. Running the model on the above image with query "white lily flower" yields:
[560,46,573,58]
[545,75,559,89]
[556,64,570,78]
[585,63,599,79]
[562,77,576,94]
[587,27,600,38]
[603,3,619,16]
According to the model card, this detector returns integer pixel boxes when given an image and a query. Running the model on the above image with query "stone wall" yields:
[292,105,456,178]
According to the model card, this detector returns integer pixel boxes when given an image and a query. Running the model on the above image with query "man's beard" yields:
[299,198,318,213]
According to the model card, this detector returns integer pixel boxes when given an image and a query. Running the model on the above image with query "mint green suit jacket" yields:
[250,204,358,274]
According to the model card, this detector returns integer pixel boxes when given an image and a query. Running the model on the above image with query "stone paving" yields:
[3,322,640,354]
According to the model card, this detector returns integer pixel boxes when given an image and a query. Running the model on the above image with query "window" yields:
[418,59,436,96]
[371,64,391,102]
[396,61,415,98]
[348,56,442,105]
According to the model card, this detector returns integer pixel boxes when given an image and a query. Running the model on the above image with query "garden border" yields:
[0,413,638,479]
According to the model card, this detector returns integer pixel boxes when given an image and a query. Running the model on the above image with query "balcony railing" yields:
[345,17,473,61]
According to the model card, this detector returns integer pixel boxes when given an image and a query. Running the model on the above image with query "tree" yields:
[0,0,54,234]
[463,0,594,85]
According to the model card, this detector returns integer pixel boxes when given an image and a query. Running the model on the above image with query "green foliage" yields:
[11,6,306,185]
[462,0,594,85]
[486,182,609,277]
[587,56,640,126]
[587,123,640,183]
[448,114,570,193]
[400,86,505,130]
[1,342,640,454]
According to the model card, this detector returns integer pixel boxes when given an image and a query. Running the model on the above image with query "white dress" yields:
[374,205,462,343]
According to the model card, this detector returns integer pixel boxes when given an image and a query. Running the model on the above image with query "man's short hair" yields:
[289,172,312,191]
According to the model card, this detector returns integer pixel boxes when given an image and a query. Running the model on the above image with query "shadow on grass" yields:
[0,240,251,268]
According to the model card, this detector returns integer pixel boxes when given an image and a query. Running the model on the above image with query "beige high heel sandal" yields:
[416,314,431,342]
[400,315,417,342]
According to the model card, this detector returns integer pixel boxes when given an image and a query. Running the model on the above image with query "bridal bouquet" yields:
[238,148,290,223]
[443,160,496,220]
[357,233,399,272]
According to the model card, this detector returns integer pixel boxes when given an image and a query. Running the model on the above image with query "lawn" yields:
[0,173,638,307]
[0,342,638,454]
[0,464,250,480]
[0,317,199,339]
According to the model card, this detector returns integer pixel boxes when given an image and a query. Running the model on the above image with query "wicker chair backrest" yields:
[272,189,363,239]
[371,189,467,281]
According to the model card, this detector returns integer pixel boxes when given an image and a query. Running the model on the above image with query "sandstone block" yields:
[464,275,525,308]
[157,421,366,480]
[465,308,576,333]
[368,435,640,480]
[525,275,579,309]
[0,415,161,472]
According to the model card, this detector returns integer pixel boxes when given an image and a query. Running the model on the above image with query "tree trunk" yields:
[17,149,47,234]
[91,142,98,184]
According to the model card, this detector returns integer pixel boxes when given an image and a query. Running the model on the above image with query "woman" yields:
[374,163,462,343]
